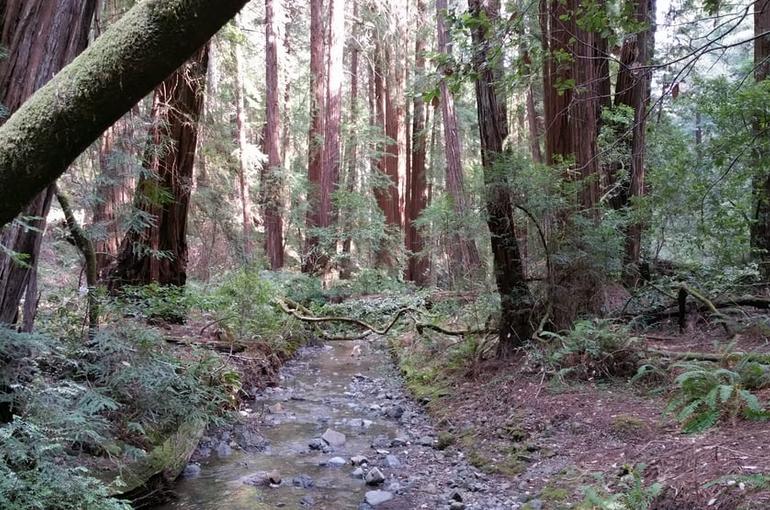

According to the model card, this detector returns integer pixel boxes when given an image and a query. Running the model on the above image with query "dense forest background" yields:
[3,0,770,508]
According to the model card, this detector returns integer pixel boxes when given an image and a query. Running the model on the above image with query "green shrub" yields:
[545,319,641,381]
[667,361,769,433]
[0,418,130,510]
[579,464,663,510]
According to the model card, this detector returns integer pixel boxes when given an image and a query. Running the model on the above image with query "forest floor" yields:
[393,317,770,510]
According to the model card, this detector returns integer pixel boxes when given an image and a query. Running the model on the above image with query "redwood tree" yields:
[109,46,209,288]
[317,0,346,272]
[405,0,430,285]
[613,0,655,277]
[752,0,770,279]
[303,0,326,273]
[436,0,481,278]
[469,0,534,356]
[262,0,285,270]
[0,0,250,229]
[0,0,97,327]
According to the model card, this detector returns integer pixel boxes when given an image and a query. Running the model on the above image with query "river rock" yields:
[309,438,326,451]
[292,474,314,489]
[268,402,285,414]
[365,490,394,506]
[385,454,401,468]
[182,463,201,478]
[352,467,365,478]
[385,405,404,419]
[215,442,232,457]
[300,495,314,507]
[365,467,386,485]
[324,456,346,467]
[268,470,282,485]
[322,428,346,447]
[390,437,408,447]
[350,455,369,466]
[242,471,271,486]
[450,503,465,510]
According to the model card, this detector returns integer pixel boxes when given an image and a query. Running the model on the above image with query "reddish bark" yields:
[234,18,254,259]
[263,0,284,269]
[0,0,97,327]
[436,0,481,277]
[109,46,209,288]
[317,0,346,269]
[752,0,770,279]
[405,0,430,285]
[613,0,655,275]
[303,0,326,273]
[469,0,534,356]
[373,43,400,268]
[341,0,360,278]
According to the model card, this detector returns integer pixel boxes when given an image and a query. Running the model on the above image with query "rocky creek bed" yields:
[153,340,525,510]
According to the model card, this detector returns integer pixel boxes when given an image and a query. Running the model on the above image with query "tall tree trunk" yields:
[0,0,250,229]
[436,0,481,279]
[540,0,572,165]
[752,0,770,280]
[525,84,543,164]
[303,0,326,273]
[109,45,209,289]
[93,114,137,277]
[373,43,400,269]
[614,0,655,281]
[0,0,97,327]
[263,0,284,269]
[406,0,430,285]
[234,16,253,260]
[341,0,360,279]
[569,0,601,212]
[469,0,534,357]
[317,0,346,273]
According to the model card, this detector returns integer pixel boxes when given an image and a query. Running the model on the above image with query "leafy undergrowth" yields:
[0,268,315,509]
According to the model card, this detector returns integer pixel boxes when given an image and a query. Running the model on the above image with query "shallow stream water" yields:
[154,340,523,510]
[155,341,405,509]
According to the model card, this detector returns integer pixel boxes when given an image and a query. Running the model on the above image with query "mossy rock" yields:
[109,417,206,497]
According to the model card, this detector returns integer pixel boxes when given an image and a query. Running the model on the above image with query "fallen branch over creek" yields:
[275,298,496,340]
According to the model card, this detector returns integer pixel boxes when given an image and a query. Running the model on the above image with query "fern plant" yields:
[579,464,663,510]
[667,361,769,433]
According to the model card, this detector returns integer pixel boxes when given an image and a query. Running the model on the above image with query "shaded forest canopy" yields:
[2,0,770,508]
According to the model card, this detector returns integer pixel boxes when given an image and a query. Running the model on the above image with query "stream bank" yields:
[154,339,523,509]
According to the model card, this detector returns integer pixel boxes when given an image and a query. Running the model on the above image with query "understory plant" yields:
[579,464,663,510]
[544,319,642,381]
[667,360,770,433]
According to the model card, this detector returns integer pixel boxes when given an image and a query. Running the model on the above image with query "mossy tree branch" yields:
[0,0,248,227]
[55,186,99,337]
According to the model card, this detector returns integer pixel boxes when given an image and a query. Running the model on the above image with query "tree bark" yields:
[613,0,655,280]
[469,0,534,357]
[435,0,481,278]
[317,0,346,271]
[109,45,209,289]
[303,0,326,273]
[406,0,430,286]
[373,42,400,269]
[0,0,97,327]
[0,0,249,229]
[234,15,253,260]
[57,186,99,337]
[752,0,770,279]
[262,0,284,270]
[341,0,360,279]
